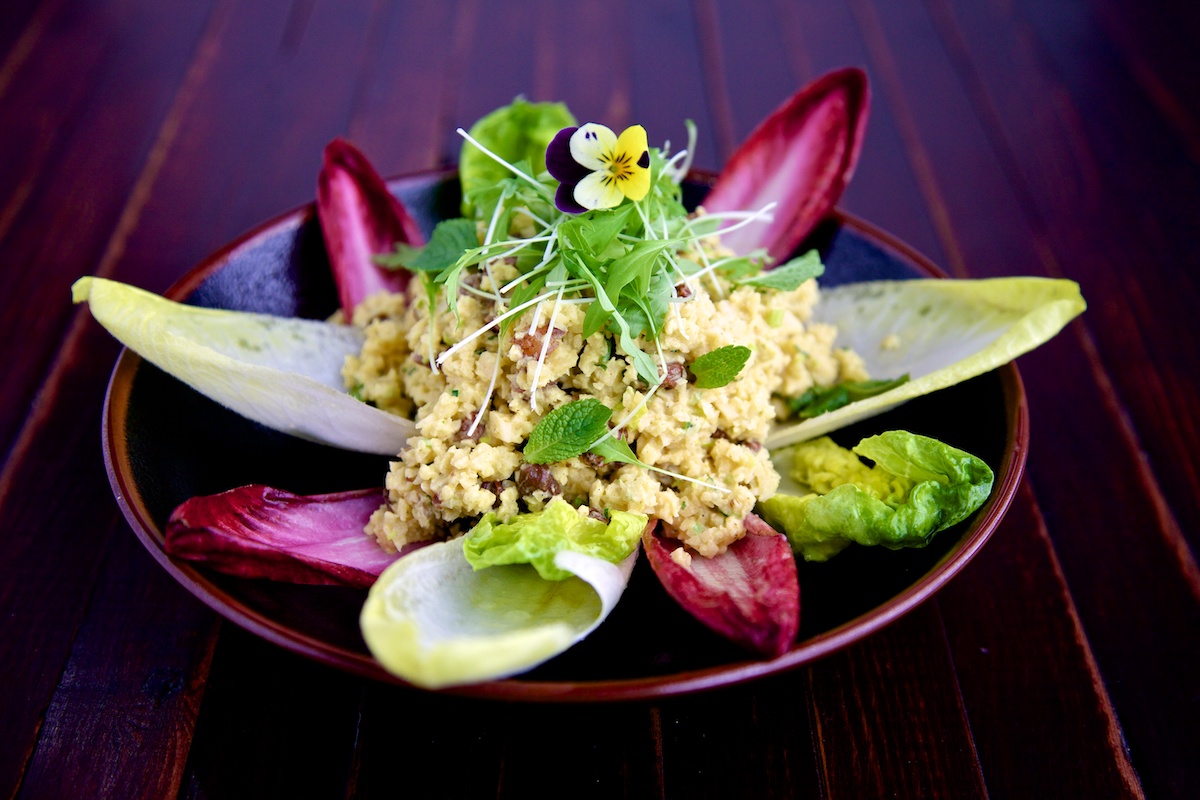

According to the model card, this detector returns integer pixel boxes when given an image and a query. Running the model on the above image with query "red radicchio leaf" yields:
[643,515,799,657]
[703,67,869,263]
[317,138,425,316]
[165,485,402,588]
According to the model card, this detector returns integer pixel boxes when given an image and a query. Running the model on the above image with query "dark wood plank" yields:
[658,676,821,800]
[627,0,719,174]
[17,529,219,800]
[0,0,218,458]
[777,0,951,268]
[940,488,1142,798]
[846,0,1200,794]
[177,628,362,799]
[0,324,132,797]
[341,0,463,173]
[0,0,50,62]
[805,608,988,798]
[347,685,663,800]
[928,0,1200,552]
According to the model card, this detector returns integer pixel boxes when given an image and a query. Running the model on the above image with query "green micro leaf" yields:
[379,218,479,273]
[588,435,642,467]
[524,399,613,464]
[690,345,752,389]
[737,250,825,291]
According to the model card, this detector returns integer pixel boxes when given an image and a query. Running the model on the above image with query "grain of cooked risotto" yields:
[342,260,867,558]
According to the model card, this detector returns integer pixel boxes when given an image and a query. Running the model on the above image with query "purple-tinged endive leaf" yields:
[704,67,869,263]
[165,485,401,588]
[643,516,800,657]
[317,138,424,316]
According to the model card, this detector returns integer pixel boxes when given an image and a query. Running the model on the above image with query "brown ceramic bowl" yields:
[102,170,1027,701]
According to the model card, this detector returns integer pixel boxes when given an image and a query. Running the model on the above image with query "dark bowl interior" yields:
[103,171,1027,701]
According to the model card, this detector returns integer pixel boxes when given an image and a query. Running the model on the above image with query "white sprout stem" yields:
[484,196,505,246]
[634,198,658,240]
[605,384,659,441]
[436,289,556,365]
[514,206,552,230]
[488,236,551,266]
[646,464,731,493]
[529,286,565,413]
[499,231,559,295]
[426,289,440,375]
[685,203,778,238]
[456,128,542,188]
[469,350,502,437]
[588,385,731,495]
[692,241,724,299]
[457,281,504,301]
[663,149,688,181]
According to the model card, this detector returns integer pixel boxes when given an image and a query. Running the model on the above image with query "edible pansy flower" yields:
[546,123,652,213]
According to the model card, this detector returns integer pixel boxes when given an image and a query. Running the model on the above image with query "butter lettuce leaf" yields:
[760,431,993,561]
[460,98,576,216]
[766,277,1085,449]
[360,538,636,688]
[73,277,414,455]
[463,499,646,581]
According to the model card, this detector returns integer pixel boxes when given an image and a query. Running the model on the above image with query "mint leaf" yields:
[379,218,478,273]
[524,399,613,464]
[737,250,824,291]
[690,345,751,389]
[588,435,643,467]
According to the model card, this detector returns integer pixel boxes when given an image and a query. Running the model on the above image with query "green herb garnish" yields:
[524,399,612,464]
[690,345,752,388]
[736,250,824,291]
[376,218,479,273]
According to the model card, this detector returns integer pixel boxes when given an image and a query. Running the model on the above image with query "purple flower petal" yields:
[545,126,590,184]
[555,181,588,214]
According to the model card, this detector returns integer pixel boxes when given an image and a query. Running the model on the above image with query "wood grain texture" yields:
[2,0,1196,796]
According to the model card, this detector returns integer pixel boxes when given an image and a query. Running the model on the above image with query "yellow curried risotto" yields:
[343,242,867,559]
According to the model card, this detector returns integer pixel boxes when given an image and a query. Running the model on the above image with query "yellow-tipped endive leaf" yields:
[361,539,636,689]
[73,277,414,455]
[766,277,1085,450]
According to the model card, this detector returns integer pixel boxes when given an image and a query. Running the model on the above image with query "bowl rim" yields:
[101,168,1029,702]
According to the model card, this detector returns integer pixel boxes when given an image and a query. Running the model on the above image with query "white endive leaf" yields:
[73,276,414,455]
[360,539,636,689]
[766,277,1085,450]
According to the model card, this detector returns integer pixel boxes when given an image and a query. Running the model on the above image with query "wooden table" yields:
[2,1,1196,797]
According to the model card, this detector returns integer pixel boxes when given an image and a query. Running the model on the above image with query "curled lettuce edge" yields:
[73,276,414,455]
[761,431,995,561]
[463,498,646,581]
[766,277,1085,450]
[360,537,638,689]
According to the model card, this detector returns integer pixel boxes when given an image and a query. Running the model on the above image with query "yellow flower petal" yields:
[614,125,651,201]
[615,125,648,164]
[570,123,617,172]
[574,170,625,210]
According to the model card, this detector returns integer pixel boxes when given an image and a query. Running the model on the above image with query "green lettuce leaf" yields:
[73,277,414,455]
[460,98,576,216]
[759,431,994,561]
[766,277,1085,449]
[463,498,646,581]
[360,537,636,688]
